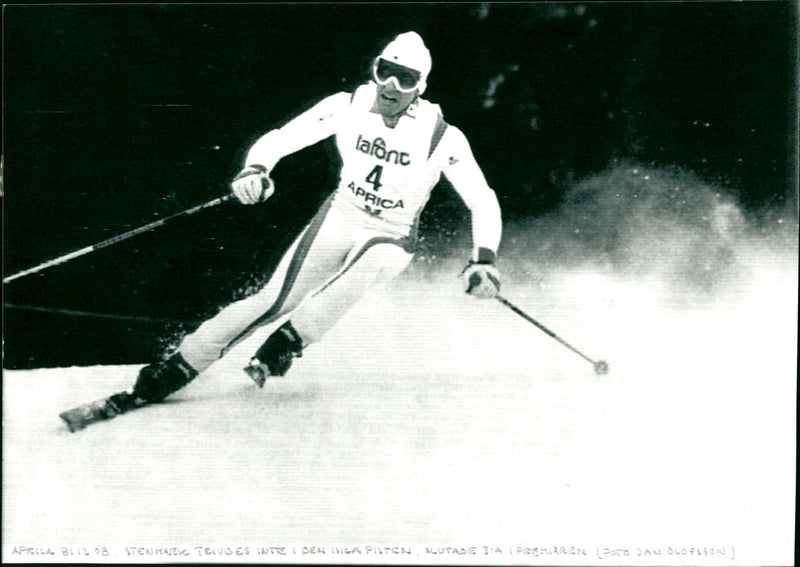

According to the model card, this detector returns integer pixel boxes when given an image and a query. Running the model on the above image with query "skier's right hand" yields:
[231,164,274,204]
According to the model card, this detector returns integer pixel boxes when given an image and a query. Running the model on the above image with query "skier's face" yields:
[374,81,417,118]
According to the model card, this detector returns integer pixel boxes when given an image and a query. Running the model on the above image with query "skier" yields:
[131,31,503,401]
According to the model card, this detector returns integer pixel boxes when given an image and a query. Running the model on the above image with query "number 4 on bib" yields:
[366,165,383,191]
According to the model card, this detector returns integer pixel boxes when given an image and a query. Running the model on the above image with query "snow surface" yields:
[3,167,797,565]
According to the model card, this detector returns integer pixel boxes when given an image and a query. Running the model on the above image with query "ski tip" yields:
[59,412,86,433]
[58,391,138,433]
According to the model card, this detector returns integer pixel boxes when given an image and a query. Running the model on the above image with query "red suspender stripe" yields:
[427,113,448,159]
[405,112,449,248]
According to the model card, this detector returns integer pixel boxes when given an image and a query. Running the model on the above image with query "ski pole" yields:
[495,294,609,375]
[4,194,234,284]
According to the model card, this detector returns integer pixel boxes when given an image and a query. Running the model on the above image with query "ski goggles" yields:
[372,58,422,93]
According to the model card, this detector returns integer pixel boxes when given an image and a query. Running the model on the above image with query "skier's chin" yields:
[379,94,399,107]
[376,97,403,117]
[373,86,413,119]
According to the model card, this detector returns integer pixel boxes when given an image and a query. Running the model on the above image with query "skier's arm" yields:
[245,91,351,170]
[438,126,502,299]
[232,91,351,204]
[439,126,503,263]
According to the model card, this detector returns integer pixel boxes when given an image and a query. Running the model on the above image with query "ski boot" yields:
[132,352,198,402]
[244,321,304,387]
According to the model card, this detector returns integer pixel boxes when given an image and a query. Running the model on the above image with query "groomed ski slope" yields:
[3,164,797,564]
[3,251,796,565]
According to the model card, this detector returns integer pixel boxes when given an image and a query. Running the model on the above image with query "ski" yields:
[59,391,148,432]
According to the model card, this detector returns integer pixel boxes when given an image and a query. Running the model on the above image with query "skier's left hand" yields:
[462,261,500,299]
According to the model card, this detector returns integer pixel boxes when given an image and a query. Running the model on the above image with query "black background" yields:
[3,2,797,368]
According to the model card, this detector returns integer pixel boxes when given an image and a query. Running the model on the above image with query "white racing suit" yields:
[180,82,502,372]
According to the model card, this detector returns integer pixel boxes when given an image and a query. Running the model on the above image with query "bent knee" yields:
[353,248,412,282]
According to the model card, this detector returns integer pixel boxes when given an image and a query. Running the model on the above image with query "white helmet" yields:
[376,31,432,94]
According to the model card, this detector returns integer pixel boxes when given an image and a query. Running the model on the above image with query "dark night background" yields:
[3,2,797,368]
